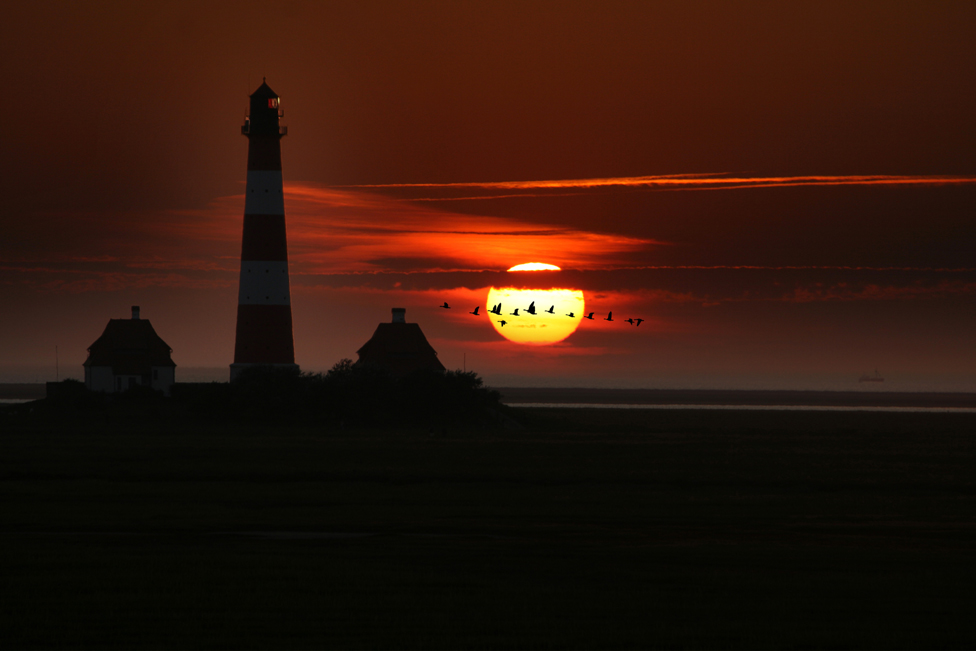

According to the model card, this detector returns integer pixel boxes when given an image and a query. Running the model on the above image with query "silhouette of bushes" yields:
[43,379,97,408]
[15,364,505,429]
[1,379,172,425]
[171,361,503,428]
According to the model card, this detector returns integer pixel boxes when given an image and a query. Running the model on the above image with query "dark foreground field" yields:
[1,407,975,649]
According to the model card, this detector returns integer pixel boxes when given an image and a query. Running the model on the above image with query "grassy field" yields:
[1,406,975,648]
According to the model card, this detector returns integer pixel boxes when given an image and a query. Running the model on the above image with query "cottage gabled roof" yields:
[84,319,176,375]
[356,322,446,377]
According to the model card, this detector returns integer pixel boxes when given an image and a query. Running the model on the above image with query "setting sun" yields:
[507,262,562,271]
[486,287,585,345]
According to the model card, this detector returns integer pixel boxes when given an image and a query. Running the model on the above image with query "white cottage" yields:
[83,306,176,396]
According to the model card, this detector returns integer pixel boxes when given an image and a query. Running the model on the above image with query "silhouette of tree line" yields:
[174,361,502,427]
[26,362,504,429]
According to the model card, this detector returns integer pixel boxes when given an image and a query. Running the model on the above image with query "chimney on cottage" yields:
[132,306,140,320]
[392,307,406,324]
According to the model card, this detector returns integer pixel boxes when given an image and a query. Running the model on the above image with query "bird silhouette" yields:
[582,312,595,320]
[470,306,480,316]
[625,318,635,325]
[526,301,537,315]
[604,311,614,322]
[497,320,507,327]
[566,312,576,318]
[489,303,502,315]
[545,305,555,314]
[635,318,644,326]
[439,302,450,309]
[510,308,520,316]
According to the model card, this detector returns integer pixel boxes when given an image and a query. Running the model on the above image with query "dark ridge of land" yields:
[1,408,975,649]
[0,383,45,399]
[498,386,976,408]
[9,383,976,408]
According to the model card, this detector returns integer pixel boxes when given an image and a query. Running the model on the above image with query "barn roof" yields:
[356,322,446,377]
[84,319,176,375]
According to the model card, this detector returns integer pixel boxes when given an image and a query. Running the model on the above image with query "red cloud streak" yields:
[341,174,976,196]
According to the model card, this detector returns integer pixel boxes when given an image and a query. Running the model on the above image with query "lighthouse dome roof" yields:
[250,79,278,99]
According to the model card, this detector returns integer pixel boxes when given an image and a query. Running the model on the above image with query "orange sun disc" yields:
[486,287,585,345]
[507,262,561,271]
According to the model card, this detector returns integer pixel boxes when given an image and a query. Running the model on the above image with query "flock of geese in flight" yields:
[439,301,644,328]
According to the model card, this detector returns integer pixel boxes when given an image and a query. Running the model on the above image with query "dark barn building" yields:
[356,308,446,378]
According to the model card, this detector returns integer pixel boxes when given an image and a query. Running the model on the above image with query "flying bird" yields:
[510,308,520,316]
[497,320,507,327]
[526,301,537,315]
[566,312,576,318]
[635,318,644,326]
[625,318,635,325]
[604,311,614,322]
[439,302,450,309]
[583,312,595,320]
[470,306,480,316]
[490,303,502,315]
[545,305,555,314]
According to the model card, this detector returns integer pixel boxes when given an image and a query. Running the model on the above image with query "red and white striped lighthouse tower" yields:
[230,79,298,380]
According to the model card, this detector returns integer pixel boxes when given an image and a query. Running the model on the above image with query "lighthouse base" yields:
[230,362,300,382]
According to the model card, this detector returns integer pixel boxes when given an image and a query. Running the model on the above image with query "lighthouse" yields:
[230,79,298,380]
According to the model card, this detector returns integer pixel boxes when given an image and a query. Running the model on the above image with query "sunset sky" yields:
[2,0,976,389]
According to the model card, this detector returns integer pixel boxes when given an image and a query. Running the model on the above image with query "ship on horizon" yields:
[859,369,885,383]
